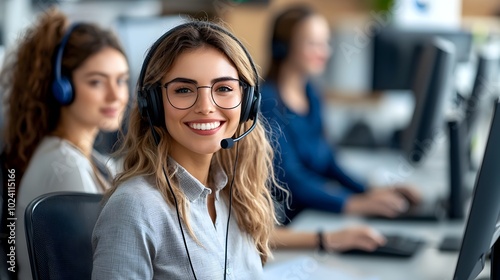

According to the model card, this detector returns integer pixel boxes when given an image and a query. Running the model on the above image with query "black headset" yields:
[52,23,81,106]
[137,21,260,132]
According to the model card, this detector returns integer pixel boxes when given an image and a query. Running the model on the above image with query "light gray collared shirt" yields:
[92,161,263,280]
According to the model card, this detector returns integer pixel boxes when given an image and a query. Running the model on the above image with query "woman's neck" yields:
[277,63,310,115]
[277,62,308,92]
[52,121,98,159]
[171,152,212,187]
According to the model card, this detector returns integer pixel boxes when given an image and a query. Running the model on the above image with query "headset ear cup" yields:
[252,93,261,120]
[52,76,74,105]
[137,85,165,127]
[272,39,288,60]
[145,85,165,127]
[137,91,149,119]
[240,86,256,123]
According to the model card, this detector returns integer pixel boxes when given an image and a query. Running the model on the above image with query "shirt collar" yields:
[168,158,228,202]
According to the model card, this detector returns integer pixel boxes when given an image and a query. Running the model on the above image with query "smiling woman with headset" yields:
[91,20,283,279]
[0,7,129,280]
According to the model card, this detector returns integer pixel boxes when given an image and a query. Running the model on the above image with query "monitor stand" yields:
[447,236,500,279]
[447,119,467,220]
[475,237,500,280]
[434,120,471,253]
[491,236,500,280]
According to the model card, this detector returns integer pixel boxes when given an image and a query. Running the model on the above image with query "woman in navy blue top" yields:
[262,5,420,223]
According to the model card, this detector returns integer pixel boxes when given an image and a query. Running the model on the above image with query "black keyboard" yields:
[367,199,448,222]
[341,234,424,258]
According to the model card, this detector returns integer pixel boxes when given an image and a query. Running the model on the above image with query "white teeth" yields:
[189,121,221,131]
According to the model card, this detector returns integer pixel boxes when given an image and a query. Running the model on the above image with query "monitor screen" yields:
[372,27,472,91]
[453,98,500,280]
[465,55,500,135]
[400,37,455,163]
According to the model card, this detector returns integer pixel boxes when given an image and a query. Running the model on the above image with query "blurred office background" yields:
[1,0,500,154]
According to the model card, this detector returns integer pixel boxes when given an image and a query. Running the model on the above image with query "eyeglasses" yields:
[162,78,246,110]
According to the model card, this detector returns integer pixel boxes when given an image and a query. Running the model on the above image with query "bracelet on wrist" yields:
[317,230,325,251]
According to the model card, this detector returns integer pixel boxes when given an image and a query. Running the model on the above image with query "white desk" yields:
[266,210,490,280]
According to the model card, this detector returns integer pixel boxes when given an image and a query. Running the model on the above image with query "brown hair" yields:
[110,20,284,264]
[0,7,126,181]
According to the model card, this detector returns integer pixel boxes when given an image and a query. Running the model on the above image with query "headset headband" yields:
[137,21,259,94]
[54,23,81,81]
[52,23,82,105]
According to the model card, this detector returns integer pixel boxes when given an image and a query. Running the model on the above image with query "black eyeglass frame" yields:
[160,78,249,110]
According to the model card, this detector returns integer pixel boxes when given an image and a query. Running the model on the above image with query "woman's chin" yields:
[98,122,121,132]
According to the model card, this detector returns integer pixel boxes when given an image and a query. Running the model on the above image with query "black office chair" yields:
[24,192,103,280]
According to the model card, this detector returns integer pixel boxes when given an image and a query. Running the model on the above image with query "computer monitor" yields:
[372,27,472,91]
[465,54,500,137]
[453,98,500,280]
[446,53,499,220]
[400,37,456,164]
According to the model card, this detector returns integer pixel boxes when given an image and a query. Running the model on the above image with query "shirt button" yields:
[226,268,232,275]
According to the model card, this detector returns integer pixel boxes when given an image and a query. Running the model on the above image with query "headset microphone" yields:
[221,113,259,149]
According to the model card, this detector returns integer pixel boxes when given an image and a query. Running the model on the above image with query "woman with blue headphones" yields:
[1,7,129,280]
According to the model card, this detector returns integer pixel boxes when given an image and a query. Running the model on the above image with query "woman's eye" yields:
[216,86,232,92]
[88,80,103,87]
[117,77,129,85]
[175,87,193,94]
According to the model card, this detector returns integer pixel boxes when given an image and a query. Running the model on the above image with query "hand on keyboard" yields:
[344,188,415,218]
[322,226,386,252]
[341,234,424,258]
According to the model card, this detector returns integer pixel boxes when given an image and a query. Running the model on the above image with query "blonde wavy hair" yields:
[109,21,284,264]
[0,7,126,185]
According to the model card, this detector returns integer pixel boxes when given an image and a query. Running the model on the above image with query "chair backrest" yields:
[24,192,103,280]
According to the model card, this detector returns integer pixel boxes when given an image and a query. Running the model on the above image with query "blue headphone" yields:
[52,23,81,105]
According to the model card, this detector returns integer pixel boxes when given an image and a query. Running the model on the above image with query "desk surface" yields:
[266,210,490,280]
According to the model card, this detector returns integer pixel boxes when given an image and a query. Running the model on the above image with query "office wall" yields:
[462,0,500,16]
